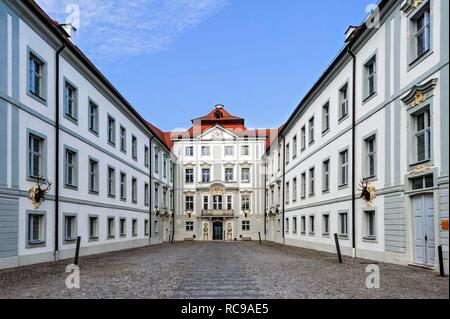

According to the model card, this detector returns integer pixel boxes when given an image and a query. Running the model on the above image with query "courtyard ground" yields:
[0,241,448,299]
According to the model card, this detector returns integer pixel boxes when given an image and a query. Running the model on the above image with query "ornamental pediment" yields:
[401,78,437,108]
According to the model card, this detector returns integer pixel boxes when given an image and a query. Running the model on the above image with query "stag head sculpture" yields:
[359,180,377,207]
[29,176,52,209]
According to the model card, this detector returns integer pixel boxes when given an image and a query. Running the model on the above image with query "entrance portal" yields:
[213,222,223,241]
[412,194,435,266]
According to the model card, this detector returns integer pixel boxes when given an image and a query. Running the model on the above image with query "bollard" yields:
[438,245,445,277]
[74,236,81,266]
[334,233,343,264]
[258,232,262,245]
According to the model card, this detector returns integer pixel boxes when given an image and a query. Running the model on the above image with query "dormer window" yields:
[214,110,223,119]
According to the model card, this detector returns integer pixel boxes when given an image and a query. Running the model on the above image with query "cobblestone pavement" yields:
[0,242,448,299]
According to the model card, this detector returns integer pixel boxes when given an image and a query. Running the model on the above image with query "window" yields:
[242,221,250,231]
[285,144,290,164]
[322,159,330,193]
[339,84,349,120]
[107,116,116,146]
[131,219,138,237]
[322,214,330,236]
[154,220,158,235]
[339,212,348,237]
[64,215,77,242]
[28,133,45,179]
[203,196,209,210]
[292,135,297,159]
[242,195,251,211]
[227,195,233,210]
[64,147,78,188]
[131,178,137,203]
[293,217,298,234]
[301,172,306,199]
[292,178,297,202]
[285,218,289,233]
[162,189,167,209]
[411,174,434,190]
[202,146,210,157]
[89,216,99,240]
[213,195,223,210]
[120,126,127,152]
[186,196,194,211]
[163,156,167,178]
[309,216,315,235]
[241,168,250,183]
[64,80,78,122]
[364,55,377,100]
[186,146,194,157]
[186,221,194,232]
[186,169,194,184]
[309,167,315,196]
[88,100,99,134]
[144,220,149,236]
[88,158,99,193]
[145,146,150,167]
[202,169,210,183]
[120,218,126,237]
[309,117,315,145]
[27,213,45,245]
[154,187,159,208]
[225,146,234,156]
[131,135,137,159]
[145,183,149,206]
[241,145,250,156]
[28,51,46,100]
[285,182,290,204]
[154,152,159,174]
[108,167,116,197]
[120,172,127,200]
[277,151,281,171]
[225,168,234,182]
[363,210,376,241]
[415,7,431,59]
[301,126,306,150]
[339,150,349,187]
[364,135,377,179]
[107,217,115,238]
[301,216,306,235]
[413,109,431,163]
[322,102,330,133]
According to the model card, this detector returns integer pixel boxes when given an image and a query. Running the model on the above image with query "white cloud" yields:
[35,0,228,57]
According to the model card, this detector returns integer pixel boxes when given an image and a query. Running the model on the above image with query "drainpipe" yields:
[263,161,267,238]
[149,136,155,243]
[171,160,176,243]
[54,43,66,261]
[281,135,286,245]
[348,46,357,258]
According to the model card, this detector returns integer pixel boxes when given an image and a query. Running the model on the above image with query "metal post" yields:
[74,236,81,266]
[334,233,343,264]
[259,232,262,245]
[438,245,445,277]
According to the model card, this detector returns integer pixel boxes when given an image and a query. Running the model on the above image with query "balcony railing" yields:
[201,209,235,217]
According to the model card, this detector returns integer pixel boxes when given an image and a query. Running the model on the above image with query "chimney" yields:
[60,23,77,44]
[345,25,358,43]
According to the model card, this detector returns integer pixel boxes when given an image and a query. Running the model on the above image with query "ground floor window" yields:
[242,220,250,231]
[411,174,434,190]
[309,216,315,235]
[64,215,77,242]
[186,221,194,231]
[120,218,126,237]
[322,214,330,236]
[27,212,45,245]
[132,219,138,237]
[301,216,306,235]
[107,217,115,238]
[285,218,289,233]
[144,219,149,236]
[363,210,376,241]
[154,220,158,234]
[292,217,297,234]
[338,212,348,237]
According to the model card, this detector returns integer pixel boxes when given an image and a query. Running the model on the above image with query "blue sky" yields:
[38,0,374,131]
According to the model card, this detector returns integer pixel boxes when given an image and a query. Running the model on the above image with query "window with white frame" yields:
[292,178,297,202]
[338,212,348,237]
[186,168,194,183]
[241,168,250,183]
[285,218,289,233]
[28,51,46,99]
[309,167,315,196]
[241,195,251,211]
[120,126,127,152]
[202,146,210,157]
[301,172,306,198]
[27,213,45,245]
[107,217,115,238]
[186,221,194,232]
[28,133,45,179]
[309,116,315,145]
[241,145,250,156]
[363,210,376,241]
[120,172,127,200]
[364,135,377,179]
[225,168,234,182]
[292,135,298,159]
[309,215,315,235]
[301,216,306,235]
[132,135,138,160]
[411,174,434,190]
[64,80,78,122]
[364,55,377,100]
[131,177,137,203]
[108,167,115,197]
[322,159,330,192]
[154,151,159,174]
[277,151,281,171]
[64,215,77,242]
[242,220,250,231]
[339,149,349,187]
[285,144,290,164]
[186,195,194,211]
[145,146,150,167]
[285,182,290,204]
[202,168,210,183]
[225,146,234,156]
[414,5,431,61]
[163,156,167,178]
[89,216,99,240]
[301,126,306,150]
[108,116,116,145]
[413,109,431,163]
[213,195,223,210]
[203,195,209,210]
[88,100,99,134]
[88,158,99,193]
[120,218,126,237]
[154,186,159,208]
[132,219,138,237]
[322,214,330,236]
[227,195,233,210]
[64,148,77,188]
[322,102,330,133]
[186,146,194,157]
[339,84,349,120]
[144,220,149,236]
[293,217,298,234]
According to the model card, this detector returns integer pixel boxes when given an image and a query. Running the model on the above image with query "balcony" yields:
[201,209,235,218]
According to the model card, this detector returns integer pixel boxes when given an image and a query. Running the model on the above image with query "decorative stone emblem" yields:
[211,186,225,196]
[409,164,433,175]
[411,92,427,107]
[29,176,52,209]
[359,180,377,208]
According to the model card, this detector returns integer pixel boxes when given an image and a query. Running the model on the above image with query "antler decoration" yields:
[359,180,377,208]
[29,176,52,209]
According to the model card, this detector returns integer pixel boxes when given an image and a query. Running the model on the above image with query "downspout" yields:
[263,161,267,238]
[171,161,176,243]
[281,135,286,245]
[348,46,357,258]
[54,43,66,261]
[149,136,155,243]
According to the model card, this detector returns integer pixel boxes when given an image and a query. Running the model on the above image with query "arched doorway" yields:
[213,221,223,240]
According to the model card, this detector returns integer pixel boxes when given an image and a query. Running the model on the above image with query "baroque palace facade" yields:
[0,0,448,275]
